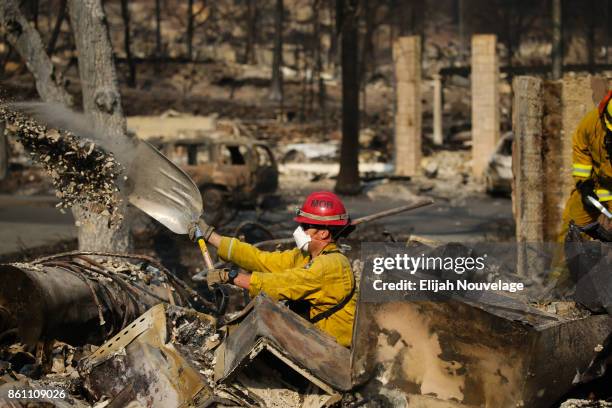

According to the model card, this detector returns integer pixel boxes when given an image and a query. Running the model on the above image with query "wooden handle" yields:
[197,238,215,270]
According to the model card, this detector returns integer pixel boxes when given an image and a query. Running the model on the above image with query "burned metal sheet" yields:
[351,293,612,408]
[80,304,209,407]
[215,294,351,404]
[0,253,209,346]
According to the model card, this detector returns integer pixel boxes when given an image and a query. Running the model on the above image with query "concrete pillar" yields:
[432,73,443,146]
[471,34,500,178]
[393,36,421,177]
[541,80,563,243]
[513,76,545,277]
[512,74,603,276]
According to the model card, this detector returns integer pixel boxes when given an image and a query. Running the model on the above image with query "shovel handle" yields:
[197,238,215,270]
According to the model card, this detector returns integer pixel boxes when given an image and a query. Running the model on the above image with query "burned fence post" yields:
[513,76,545,277]
[471,34,500,178]
[393,36,422,177]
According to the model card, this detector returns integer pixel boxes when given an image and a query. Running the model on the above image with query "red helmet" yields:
[294,191,350,226]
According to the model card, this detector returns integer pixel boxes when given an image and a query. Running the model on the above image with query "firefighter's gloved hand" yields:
[596,213,612,241]
[577,179,598,211]
[206,268,230,288]
[188,218,215,242]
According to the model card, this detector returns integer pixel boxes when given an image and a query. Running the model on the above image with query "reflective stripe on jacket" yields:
[217,236,356,347]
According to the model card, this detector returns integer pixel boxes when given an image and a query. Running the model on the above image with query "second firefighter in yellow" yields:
[560,91,612,241]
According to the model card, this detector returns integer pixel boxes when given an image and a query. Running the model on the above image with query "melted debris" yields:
[166,306,218,388]
[0,102,124,225]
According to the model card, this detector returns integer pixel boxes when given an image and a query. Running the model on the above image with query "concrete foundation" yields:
[471,35,500,178]
[352,293,612,408]
[393,36,421,177]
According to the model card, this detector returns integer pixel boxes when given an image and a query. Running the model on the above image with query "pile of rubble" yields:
[0,253,353,407]
[1,244,612,407]
[0,103,124,224]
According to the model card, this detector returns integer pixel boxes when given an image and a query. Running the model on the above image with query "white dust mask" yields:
[293,226,311,251]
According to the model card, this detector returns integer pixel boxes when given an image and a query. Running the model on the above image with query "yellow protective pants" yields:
[558,189,601,241]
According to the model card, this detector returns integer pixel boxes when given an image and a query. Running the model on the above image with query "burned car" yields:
[154,136,278,225]
[484,132,513,196]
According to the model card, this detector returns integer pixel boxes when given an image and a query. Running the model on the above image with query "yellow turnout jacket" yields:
[217,236,356,347]
[572,108,612,200]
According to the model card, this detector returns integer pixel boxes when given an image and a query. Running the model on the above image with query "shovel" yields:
[9,102,215,270]
[125,140,215,270]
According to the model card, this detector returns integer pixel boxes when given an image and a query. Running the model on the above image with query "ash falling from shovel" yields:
[0,101,127,225]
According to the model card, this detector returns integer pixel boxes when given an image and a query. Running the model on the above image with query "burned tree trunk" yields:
[0,0,73,105]
[186,0,194,60]
[244,0,257,64]
[359,0,375,112]
[586,0,596,72]
[67,0,133,252]
[459,0,466,60]
[0,121,7,181]
[120,0,136,87]
[155,0,162,57]
[551,0,562,79]
[27,0,39,30]
[46,0,67,56]
[269,0,284,104]
[154,0,163,75]
[334,0,361,195]
[608,0,612,64]
[312,0,326,113]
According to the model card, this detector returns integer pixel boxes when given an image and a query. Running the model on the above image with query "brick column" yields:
[393,36,421,176]
[471,35,500,178]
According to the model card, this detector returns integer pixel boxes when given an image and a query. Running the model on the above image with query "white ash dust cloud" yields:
[0,100,134,225]
[8,101,137,169]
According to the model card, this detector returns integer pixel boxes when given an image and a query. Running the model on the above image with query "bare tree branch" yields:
[0,0,73,105]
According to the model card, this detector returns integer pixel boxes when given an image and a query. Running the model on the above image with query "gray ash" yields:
[0,102,124,225]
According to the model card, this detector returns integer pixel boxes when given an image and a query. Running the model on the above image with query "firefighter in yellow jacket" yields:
[559,91,612,243]
[189,191,357,347]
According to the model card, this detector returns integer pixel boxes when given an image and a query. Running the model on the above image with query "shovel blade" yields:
[126,141,202,234]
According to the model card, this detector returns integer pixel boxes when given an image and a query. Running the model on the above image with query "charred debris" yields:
[0,240,611,407]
